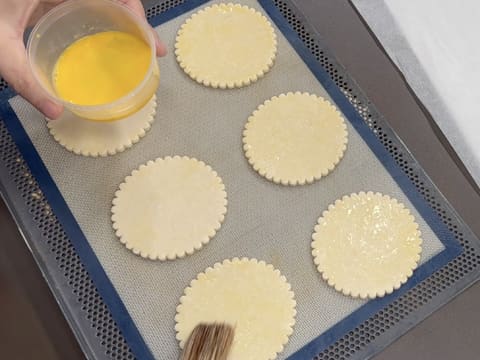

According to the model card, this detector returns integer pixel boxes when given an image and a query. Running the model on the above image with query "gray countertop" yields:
[1,0,479,359]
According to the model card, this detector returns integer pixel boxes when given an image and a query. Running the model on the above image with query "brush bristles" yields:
[180,323,235,360]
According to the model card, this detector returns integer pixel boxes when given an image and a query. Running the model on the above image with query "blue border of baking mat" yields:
[0,0,463,359]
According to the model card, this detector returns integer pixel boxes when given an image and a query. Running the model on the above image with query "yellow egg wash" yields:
[53,31,151,106]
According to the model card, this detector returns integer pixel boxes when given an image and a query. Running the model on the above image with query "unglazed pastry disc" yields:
[175,258,296,360]
[111,156,227,260]
[175,3,277,88]
[312,192,422,299]
[47,95,156,157]
[243,92,348,185]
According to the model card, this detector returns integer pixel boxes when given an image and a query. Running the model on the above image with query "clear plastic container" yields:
[27,0,159,121]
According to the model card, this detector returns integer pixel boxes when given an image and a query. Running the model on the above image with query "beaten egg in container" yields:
[53,30,158,120]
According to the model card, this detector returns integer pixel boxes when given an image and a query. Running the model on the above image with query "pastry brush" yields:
[179,322,235,360]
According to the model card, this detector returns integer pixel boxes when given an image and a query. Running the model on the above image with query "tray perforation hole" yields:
[0,78,7,92]
[146,0,185,18]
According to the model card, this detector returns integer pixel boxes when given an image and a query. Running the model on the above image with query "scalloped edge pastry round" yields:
[175,3,277,88]
[311,191,423,299]
[175,257,296,360]
[47,95,157,157]
[243,92,348,185]
[111,156,227,260]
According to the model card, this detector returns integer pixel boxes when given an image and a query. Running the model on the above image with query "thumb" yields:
[0,38,63,119]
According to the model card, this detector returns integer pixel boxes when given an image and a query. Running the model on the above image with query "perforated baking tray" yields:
[0,1,479,359]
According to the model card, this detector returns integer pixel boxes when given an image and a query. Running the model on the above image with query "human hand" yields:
[0,0,167,119]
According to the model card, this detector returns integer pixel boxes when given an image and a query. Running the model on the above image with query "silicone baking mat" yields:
[0,0,468,359]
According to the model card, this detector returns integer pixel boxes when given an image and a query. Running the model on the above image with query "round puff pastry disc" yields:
[243,92,348,185]
[47,95,156,157]
[175,3,277,88]
[111,156,227,260]
[312,192,422,299]
[175,258,296,360]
